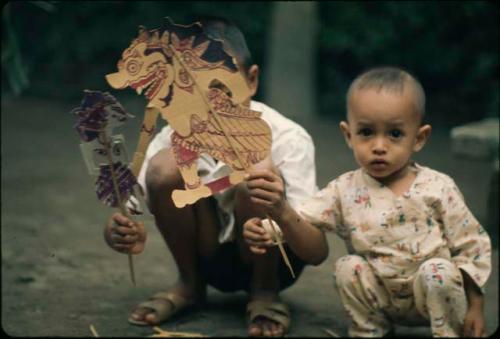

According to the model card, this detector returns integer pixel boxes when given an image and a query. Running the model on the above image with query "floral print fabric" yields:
[298,163,491,336]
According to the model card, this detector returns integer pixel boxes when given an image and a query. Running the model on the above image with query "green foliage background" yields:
[317,1,499,124]
[2,1,498,125]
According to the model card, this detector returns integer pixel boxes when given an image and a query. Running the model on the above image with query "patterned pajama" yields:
[334,255,467,337]
[298,163,491,337]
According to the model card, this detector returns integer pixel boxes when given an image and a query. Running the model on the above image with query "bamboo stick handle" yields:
[101,130,137,287]
[130,106,160,177]
[267,216,295,278]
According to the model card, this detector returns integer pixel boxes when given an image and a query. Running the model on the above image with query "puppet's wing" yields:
[172,88,271,170]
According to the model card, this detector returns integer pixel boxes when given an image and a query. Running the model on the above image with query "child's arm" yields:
[439,178,491,285]
[438,177,491,336]
[243,203,329,265]
[276,201,330,265]
[244,169,329,265]
[462,270,486,337]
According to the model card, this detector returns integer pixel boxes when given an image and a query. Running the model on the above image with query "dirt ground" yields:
[1,96,498,337]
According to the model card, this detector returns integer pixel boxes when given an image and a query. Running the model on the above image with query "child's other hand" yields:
[104,212,146,255]
[245,169,286,219]
[463,305,486,337]
[243,217,274,254]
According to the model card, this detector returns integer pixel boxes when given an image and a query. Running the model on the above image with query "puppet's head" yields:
[105,26,175,107]
[72,90,133,142]
[105,18,252,130]
[104,18,272,209]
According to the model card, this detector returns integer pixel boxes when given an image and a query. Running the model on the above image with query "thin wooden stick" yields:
[151,326,205,337]
[323,328,341,337]
[130,106,160,177]
[89,324,99,337]
[169,45,295,278]
[101,130,136,287]
[267,218,295,278]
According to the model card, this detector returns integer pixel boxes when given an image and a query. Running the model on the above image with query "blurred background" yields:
[2,1,498,124]
[1,1,498,336]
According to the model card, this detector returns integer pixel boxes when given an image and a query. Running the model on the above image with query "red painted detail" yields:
[206,176,231,194]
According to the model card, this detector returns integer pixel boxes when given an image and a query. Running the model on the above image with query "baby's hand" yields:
[463,304,486,337]
[243,217,274,254]
[104,212,146,255]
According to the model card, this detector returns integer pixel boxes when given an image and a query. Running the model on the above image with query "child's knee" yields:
[417,258,462,291]
[334,255,369,288]
[145,149,183,194]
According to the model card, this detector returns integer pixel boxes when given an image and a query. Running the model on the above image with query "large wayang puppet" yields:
[72,18,294,283]
[106,18,272,208]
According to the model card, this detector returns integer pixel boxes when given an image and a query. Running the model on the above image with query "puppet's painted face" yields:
[106,21,251,107]
[106,40,174,101]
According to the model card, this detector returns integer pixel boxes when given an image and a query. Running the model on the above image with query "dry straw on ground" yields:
[89,324,205,337]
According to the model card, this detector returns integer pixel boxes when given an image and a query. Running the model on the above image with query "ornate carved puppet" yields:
[72,18,294,279]
[105,17,272,208]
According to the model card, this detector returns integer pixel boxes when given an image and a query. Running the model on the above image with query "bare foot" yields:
[248,318,285,337]
[129,282,205,325]
[247,292,287,337]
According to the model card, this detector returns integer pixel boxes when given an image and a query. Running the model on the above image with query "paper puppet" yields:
[105,17,272,208]
[71,90,142,285]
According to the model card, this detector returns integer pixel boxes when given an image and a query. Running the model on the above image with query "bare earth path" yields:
[2,96,497,336]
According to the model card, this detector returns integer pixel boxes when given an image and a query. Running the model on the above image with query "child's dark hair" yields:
[347,66,426,122]
[195,16,253,74]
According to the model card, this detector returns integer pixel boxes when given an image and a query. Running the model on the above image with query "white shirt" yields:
[135,100,318,243]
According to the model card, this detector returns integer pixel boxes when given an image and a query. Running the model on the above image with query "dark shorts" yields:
[199,241,306,293]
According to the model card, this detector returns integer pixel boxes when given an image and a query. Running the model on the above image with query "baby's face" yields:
[342,87,427,180]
